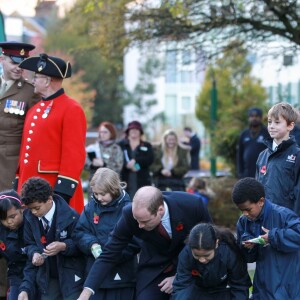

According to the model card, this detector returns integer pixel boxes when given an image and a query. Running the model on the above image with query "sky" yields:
[0,0,38,17]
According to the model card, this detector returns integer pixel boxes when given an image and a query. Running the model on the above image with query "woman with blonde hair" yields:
[151,129,190,191]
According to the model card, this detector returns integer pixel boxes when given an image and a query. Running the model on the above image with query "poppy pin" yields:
[94,213,100,224]
[191,269,200,276]
[0,240,6,251]
[176,222,184,231]
[260,165,267,175]
[40,236,47,244]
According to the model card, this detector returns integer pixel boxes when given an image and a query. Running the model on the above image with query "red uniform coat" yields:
[16,89,86,213]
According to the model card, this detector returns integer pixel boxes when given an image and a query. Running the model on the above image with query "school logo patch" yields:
[60,230,67,239]
[286,154,296,163]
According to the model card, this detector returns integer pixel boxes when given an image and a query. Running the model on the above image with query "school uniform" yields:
[237,199,300,299]
[83,191,212,300]
[19,195,85,299]
[74,190,138,299]
[256,136,300,215]
[15,88,87,213]
[0,211,35,299]
[172,243,251,300]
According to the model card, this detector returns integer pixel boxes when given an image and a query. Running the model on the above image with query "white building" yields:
[123,43,206,142]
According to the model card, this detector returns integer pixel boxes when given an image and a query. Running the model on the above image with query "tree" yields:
[121,0,300,59]
[45,0,128,127]
[124,57,166,133]
[196,43,267,173]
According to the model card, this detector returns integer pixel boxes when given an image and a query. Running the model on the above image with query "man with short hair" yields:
[0,41,38,300]
[237,107,270,178]
[182,127,201,170]
[77,186,212,300]
[14,53,86,213]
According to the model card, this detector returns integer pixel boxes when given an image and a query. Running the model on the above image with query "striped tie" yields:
[42,216,50,234]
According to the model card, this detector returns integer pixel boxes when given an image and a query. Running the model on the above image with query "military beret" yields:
[0,41,35,63]
[19,53,72,79]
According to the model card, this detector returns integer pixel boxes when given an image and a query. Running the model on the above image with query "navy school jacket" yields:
[74,190,139,289]
[172,243,251,300]
[237,199,300,299]
[19,195,85,298]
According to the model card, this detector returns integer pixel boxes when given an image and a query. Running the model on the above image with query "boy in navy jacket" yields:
[18,177,85,300]
[255,102,300,214]
[232,177,300,299]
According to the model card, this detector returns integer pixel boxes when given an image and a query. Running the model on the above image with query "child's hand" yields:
[242,241,256,249]
[260,226,269,244]
[43,241,66,256]
[32,252,45,266]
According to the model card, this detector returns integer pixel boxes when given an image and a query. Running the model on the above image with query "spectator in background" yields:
[119,121,154,199]
[291,108,300,146]
[237,107,269,178]
[85,121,123,201]
[186,177,212,207]
[152,129,189,191]
[181,127,201,170]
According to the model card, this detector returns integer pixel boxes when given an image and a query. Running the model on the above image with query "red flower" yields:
[191,269,200,276]
[176,223,184,231]
[0,241,6,251]
[260,165,267,174]
[93,214,100,224]
[40,236,47,244]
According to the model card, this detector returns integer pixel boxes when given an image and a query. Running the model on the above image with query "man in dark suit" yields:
[77,186,212,300]
[181,127,201,170]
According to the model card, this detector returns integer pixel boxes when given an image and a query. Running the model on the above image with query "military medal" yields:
[14,101,20,114]
[9,100,16,114]
[19,102,25,115]
[4,100,10,113]
[42,100,53,119]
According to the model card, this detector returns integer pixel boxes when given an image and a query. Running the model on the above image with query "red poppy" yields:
[191,269,200,276]
[94,215,100,224]
[260,165,267,174]
[0,241,6,251]
[176,223,184,231]
[40,236,47,244]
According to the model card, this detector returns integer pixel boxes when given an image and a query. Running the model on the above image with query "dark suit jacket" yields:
[84,191,212,294]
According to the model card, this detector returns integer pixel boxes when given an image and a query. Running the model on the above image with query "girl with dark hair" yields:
[172,223,251,300]
[0,190,35,300]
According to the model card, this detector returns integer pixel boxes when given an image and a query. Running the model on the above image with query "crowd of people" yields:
[0,40,300,300]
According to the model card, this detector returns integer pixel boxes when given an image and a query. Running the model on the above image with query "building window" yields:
[181,96,192,112]
[180,71,193,83]
[182,50,191,65]
[165,50,177,83]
